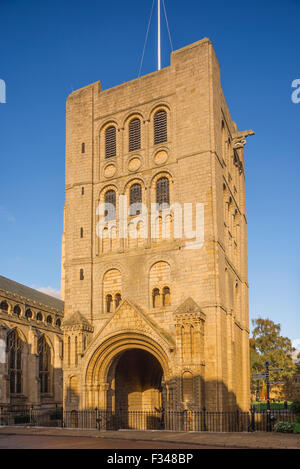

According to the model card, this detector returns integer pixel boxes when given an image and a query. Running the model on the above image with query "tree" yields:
[250,318,296,401]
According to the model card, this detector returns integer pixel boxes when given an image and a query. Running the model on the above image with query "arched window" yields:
[46,315,53,324]
[152,288,160,308]
[7,330,22,394]
[105,126,116,158]
[104,190,116,220]
[25,308,32,319]
[0,300,8,311]
[115,293,122,309]
[56,318,61,328]
[38,336,51,394]
[129,183,142,215]
[154,110,167,144]
[162,287,170,306]
[156,177,169,206]
[129,118,141,151]
[106,294,113,313]
[37,312,43,321]
[13,305,21,316]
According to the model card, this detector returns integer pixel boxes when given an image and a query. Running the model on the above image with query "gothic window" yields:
[38,336,51,394]
[37,312,43,321]
[46,315,53,324]
[156,177,169,206]
[162,287,170,306]
[115,293,122,309]
[105,126,116,158]
[13,305,21,316]
[154,110,167,144]
[7,330,22,394]
[25,308,32,319]
[104,190,116,220]
[152,288,160,308]
[129,118,141,151]
[129,183,142,215]
[106,294,113,313]
[56,318,61,328]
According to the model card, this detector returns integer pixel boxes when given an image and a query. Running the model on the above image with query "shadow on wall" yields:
[64,348,249,430]
[1,326,62,414]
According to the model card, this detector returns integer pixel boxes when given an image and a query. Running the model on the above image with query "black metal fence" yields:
[0,406,296,433]
[0,406,63,427]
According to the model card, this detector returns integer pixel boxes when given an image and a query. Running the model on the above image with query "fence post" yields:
[95,407,99,430]
[30,405,34,426]
[250,406,255,432]
[236,409,240,432]
[202,407,207,432]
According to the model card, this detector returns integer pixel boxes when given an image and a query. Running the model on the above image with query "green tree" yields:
[250,318,296,401]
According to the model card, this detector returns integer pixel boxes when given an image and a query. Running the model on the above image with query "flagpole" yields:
[158,0,161,70]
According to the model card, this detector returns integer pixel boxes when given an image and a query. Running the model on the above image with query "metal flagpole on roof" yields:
[158,0,161,70]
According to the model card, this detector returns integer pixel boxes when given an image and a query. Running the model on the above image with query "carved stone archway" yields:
[84,332,171,410]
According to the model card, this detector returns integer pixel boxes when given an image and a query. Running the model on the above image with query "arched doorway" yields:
[115,349,163,412]
[106,348,164,429]
[84,332,172,413]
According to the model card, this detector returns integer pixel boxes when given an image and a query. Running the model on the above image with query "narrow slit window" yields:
[156,177,170,206]
[129,118,141,151]
[105,126,117,158]
[104,190,116,220]
[154,110,167,144]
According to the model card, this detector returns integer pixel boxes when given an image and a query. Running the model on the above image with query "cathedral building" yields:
[61,38,254,415]
[0,276,64,414]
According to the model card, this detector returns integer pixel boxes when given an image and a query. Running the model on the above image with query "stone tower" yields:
[61,38,253,415]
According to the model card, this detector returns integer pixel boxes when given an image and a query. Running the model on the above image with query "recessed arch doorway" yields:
[107,348,163,413]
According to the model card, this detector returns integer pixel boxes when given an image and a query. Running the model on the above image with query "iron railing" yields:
[0,406,296,433]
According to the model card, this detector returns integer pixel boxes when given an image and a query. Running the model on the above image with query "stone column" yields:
[99,382,109,410]
[27,327,40,406]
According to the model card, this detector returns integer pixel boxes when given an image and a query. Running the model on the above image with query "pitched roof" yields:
[175,297,202,315]
[0,275,64,312]
[62,311,92,327]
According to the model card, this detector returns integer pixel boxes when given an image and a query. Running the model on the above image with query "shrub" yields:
[293,423,300,434]
[290,401,300,415]
[274,421,295,433]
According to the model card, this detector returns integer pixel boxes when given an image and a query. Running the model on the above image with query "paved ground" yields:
[0,426,299,449]
[0,434,219,449]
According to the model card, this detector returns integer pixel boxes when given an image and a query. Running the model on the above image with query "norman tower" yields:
[61,38,253,415]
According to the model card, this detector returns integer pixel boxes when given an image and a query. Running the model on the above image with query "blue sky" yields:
[0,0,299,344]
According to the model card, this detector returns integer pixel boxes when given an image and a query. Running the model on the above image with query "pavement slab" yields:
[0,426,299,449]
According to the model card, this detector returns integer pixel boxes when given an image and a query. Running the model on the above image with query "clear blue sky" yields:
[0,0,299,344]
